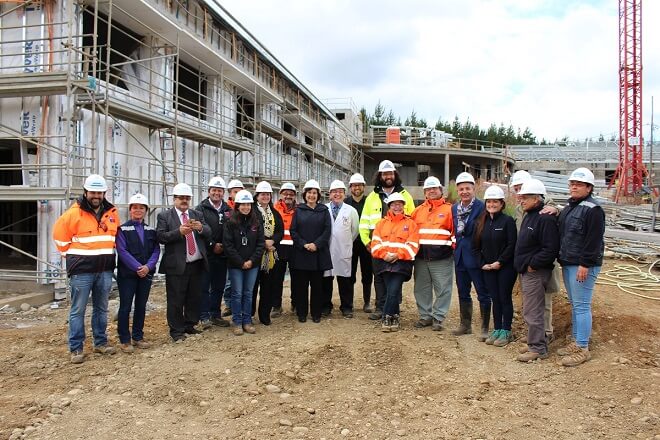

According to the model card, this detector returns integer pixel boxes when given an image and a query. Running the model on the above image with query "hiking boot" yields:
[431,319,443,331]
[478,303,491,342]
[242,323,256,334]
[211,317,230,327]
[390,315,400,332]
[70,350,84,364]
[93,344,117,355]
[556,341,581,357]
[199,320,213,330]
[369,309,383,321]
[518,344,530,354]
[517,351,548,362]
[221,307,232,317]
[485,329,501,345]
[271,307,283,318]
[381,315,392,332]
[132,339,151,349]
[414,317,433,328]
[561,347,591,367]
[119,343,134,353]
[452,302,473,336]
[493,330,513,347]
[363,304,374,314]
[231,324,244,336]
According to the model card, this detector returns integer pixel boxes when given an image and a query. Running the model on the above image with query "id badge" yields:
[241,236,248,246]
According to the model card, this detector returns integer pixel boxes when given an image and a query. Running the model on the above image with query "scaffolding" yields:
[0,0,359,287]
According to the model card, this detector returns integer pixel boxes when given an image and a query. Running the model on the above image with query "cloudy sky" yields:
[220,0,659,143]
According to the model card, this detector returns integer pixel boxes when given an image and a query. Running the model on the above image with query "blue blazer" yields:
[452,199,485,269]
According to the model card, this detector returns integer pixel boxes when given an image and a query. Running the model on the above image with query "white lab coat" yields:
[324,202,359,277]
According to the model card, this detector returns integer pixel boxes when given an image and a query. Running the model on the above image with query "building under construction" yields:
[0,0,365,289]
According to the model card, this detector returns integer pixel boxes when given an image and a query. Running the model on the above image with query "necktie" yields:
[181,211,197,256]
[332,204,339,220]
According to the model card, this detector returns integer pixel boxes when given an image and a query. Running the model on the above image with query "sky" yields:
[220,0,660,143]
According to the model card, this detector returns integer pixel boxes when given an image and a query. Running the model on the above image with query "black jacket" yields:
[222,214,265,269]
[473,211,517,267]
[254,202,284,244]
[195,198,232,257]
[290,203,333,272]
[558,195,605,267]
[513,204,559,274]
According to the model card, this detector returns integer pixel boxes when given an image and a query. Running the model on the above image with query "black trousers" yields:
[351,240,373,305]
[165,260,203,338]
[272,258,297,309]
[322,275,354,313]
[251,269,277,325]
[293,269,323,320]
[373,258,387,311]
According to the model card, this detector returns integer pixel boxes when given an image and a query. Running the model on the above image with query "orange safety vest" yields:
[274,199,295,246]
[410,198,455,247]
[371,211,419,261]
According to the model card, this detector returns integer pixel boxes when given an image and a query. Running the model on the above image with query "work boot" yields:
[231,324,244,336]
[414,317,433,328]
[493,330,513,347]
[93,344,117,355]
[381,315,392,332]
[517,351,548,362]
[390,314,400,332]
[431,318,443,331]
[485,329,501,345]
[132,339,151,349]
[561,347,591,367]
[451,301,473,336]
[271,307,283,318]
[556,341,580,357]
[362,285,373,313]
[242,323,256,334]
[478,303,491,342]
[119,343,134,354]
[369,309,383,321]
[363,303,374,314]
[70,350,84,364]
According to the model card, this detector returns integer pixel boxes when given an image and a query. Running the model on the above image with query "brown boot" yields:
[478,303,491,342]
[243,323,256,334]
[517,351,548,362]
[556,341,580,356]
[231,324,244,336]
[452,302,472,336]
[561,347,591,367]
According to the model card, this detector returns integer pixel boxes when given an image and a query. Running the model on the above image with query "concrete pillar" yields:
[444,154,450,187]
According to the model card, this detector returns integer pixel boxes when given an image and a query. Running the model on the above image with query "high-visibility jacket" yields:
[371,211,419,280]
[274,199,296,259]
[410,197,454,261]
[359,186,414,247]
[53,197,119,276]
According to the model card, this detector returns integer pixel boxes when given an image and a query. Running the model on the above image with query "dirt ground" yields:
[0,259,658,440]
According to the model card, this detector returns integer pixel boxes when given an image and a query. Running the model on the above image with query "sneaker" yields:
[363,304,374,314]
[93,345,117,355]
[242,323,256,334]
[231,324,244,336]
[414,318,433,328]
[556,341,581,357]
[431,319,443,331]
[493,330,513,347]
[271,307,283,318]
[369,309,383,321]
[132,339,151,349]
[485,329,501,345]
[119,343,134,353]
[381,315,392,332]
[210,317,230,327]
[390,315,400,332]
[561,347,591,367]
[70,350,84,364]
[199,320,213,330]
[221,307,232,317]
[517,351,548,362]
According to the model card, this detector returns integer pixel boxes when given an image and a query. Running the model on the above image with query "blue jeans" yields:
[455,267,491,305]
[228,267,259,325]
[117,275,153,344]
[562,265,601,348]
[200,257,228,320]
[68,271,112,352]
[382,272,406,316]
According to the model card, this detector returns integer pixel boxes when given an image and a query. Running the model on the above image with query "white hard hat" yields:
[255,181,273,193]
[423,176,442,189]
[484,185,505,200]
[386,192,406,205]
[280,182,297,193]
[518,178,546,196]
[456,172,476,185]
[329,180,346,191]
[234,189,254,204]
[83,174,108,192]
[227,179,244,189]
[509,170,531,187]
[568,167,595,185]
[303,179,321,191]
[128,193,149,207]
[208,176,226,189]
[378,160,396,173]
[172,183,193,197]
[349,173,366,185]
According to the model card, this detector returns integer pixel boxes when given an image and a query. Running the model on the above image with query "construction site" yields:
[0,1,658,439]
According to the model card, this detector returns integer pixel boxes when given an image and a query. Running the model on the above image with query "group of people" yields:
[53,161,604,368]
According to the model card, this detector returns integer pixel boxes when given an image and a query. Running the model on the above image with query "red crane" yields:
[612,0,647,202]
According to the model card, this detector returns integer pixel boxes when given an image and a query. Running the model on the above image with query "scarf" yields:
[258,204,277,272]
[456,199,474,237]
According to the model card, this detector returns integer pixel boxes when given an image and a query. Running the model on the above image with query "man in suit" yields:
[157,183,212,341]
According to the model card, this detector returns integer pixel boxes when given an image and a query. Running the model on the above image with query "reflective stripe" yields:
[379,242,417,259]
[284,229,291,235]
[371,243,383,252]
[72,235,116,243]
[279,239,293,245]
[363,213,382,220]
[120,226,135,231]
[359,224,375,230]
[419,239,453,246]
[54,240,71,246]
[418,228,452,235]
[579,201,596,208]
[144,226,155,231]
[64,248,115,256]
[372,235,382,241]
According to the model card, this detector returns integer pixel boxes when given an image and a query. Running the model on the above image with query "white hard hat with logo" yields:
[208,176,226,189]
[509,170,531,187]
[484,185,505,200]
[518,178,547,196]
[84,174,108,192]
[378,160,396,173]
[128,193,149,207]
[456,172,476,185]
[173,183,193,197]
[386,192,406,205]
[349,173,366,185]
[234,189,254,204]
[255,181,273,193]
[568,167,595,185]
[423,176,442,189]
[227,179,244,190]
[303,179,321,191]
[329,180,346,191]
[280,182,297,193]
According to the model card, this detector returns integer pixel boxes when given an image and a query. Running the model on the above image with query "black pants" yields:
[351,240,373,305]
[483,264,517,331]
[252,269,277,325]
[272,258,297,310]
[323,275,354,313]
[165,260,203,338]
[373,258,387,311]
[293,269,323,320]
